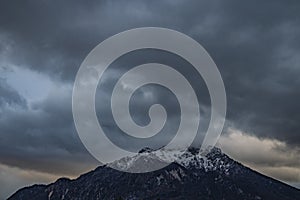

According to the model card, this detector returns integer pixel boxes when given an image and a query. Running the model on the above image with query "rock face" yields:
[8,147,300,200]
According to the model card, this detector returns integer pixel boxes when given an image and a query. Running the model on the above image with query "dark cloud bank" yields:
[0,0,299,198]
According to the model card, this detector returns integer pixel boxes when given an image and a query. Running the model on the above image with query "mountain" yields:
[8,147,300,200]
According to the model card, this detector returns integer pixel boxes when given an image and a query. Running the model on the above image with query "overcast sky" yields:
[0,0,300,199]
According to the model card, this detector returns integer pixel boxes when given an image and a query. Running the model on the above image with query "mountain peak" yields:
[9,147,300,200]
[138,147,155,153]
[108,146,226,173]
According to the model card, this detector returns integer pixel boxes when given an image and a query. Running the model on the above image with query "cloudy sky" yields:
[0,0,300,198]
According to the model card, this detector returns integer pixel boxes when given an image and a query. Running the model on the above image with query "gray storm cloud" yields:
[0,0,299,198]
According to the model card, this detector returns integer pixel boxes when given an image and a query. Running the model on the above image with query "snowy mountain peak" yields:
[138,147,155,153]
[108,146,230,173]
[9,146,300,200]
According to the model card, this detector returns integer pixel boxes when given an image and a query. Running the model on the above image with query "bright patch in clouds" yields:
[0,163,60,199]
[219,128,300,187]
[2,65,54,102]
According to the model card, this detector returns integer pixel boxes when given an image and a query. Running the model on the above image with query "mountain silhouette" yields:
[8,147,300,200]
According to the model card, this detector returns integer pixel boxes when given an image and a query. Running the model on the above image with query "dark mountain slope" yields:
[8,147,300,200]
